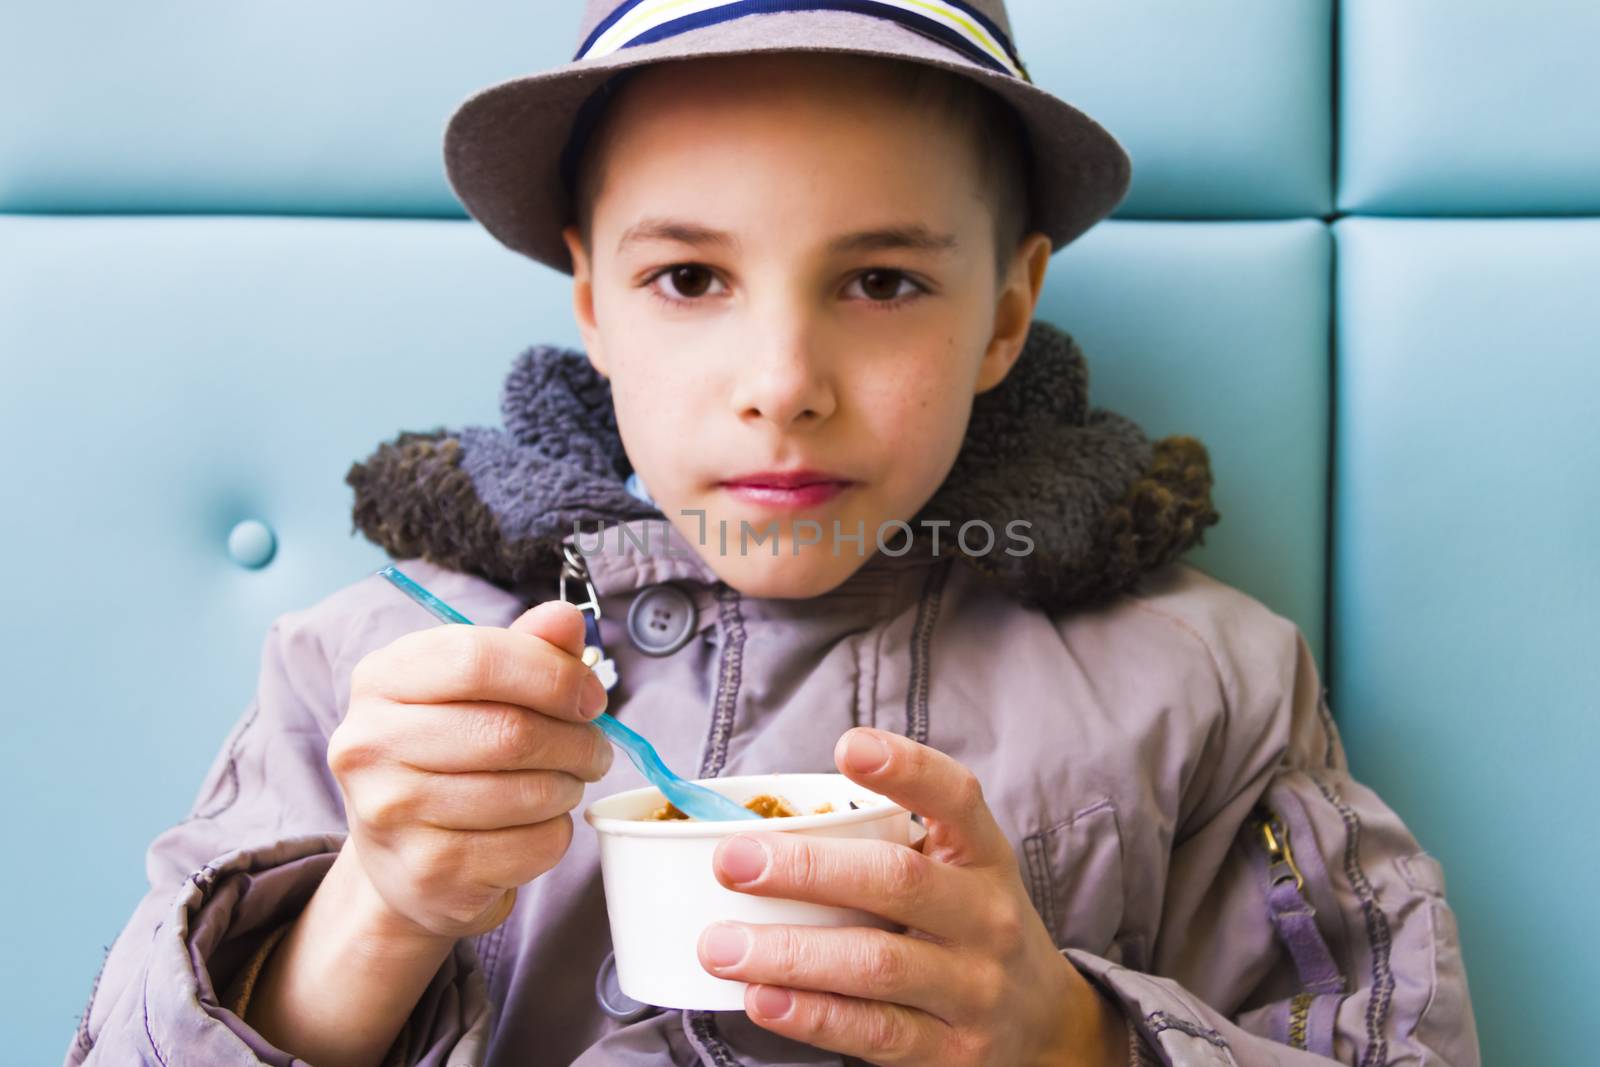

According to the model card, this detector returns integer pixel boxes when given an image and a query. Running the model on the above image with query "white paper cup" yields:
[583,772,923,1010]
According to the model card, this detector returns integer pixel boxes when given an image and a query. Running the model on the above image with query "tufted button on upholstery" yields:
[226,519,276,568]
[626,583,697,656]
[594,949,660,1022]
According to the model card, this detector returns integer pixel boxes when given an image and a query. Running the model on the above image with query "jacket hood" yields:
[345,319,1220,611]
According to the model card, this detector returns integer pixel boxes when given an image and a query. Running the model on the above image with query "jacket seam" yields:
[1121,600,1240,842]
[1411,881,1444,1044]
[1144,1010,1230,1050]
[1308,771,1394,1066]
[140,922,171,1067]
[1119,962,1242,1063]
[135,845,343,1067]
[902,559,950,745]
[187,700,262,821]
[1021,797,1118,946]
[474,918,508,1000]
[73,940,113,1055]
[683,590,749,1066]
[1021,833,1057,936]
[700,584,746,778]
[143,865,223,1064]
[1121,599,1233,712]
[865,603,891,732]
[848,630,862,731]
[684,1010,744,1066]
[1315,685,1341,768]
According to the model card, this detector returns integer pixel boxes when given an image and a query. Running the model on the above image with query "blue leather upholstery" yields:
[1013,0,1334,217]
[1042,219,1332,652]
[0,4,574,215]
[2,2,1593,1062]
[1332,217,1600,1045]
[1340,0,1600,214]
[0,0,1335,219]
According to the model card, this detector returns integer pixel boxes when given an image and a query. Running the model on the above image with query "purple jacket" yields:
[66,321,1480,1066]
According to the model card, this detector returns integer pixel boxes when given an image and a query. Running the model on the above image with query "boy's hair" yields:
[570,57,1034,284]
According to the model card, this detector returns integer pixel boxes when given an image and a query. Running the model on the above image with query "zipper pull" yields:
[583,645,618,691]
[1257,807,1305,891]
[560,543,618,691]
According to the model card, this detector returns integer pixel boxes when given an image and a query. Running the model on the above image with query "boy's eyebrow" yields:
[829,224,960,256]
[615,218,960,256]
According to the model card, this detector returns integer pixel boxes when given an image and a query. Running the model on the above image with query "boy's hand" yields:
[327,600,614,943]
[696,728,1129,1067]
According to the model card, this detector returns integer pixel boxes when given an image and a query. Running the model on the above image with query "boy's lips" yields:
[718,469,853,490]
[717,469,857,511]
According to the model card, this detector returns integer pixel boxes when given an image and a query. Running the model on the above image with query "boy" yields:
[67,2,1480,1065]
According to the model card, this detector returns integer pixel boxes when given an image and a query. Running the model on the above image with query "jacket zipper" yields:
[1255,803,1330,1052]
[1257,806,1306,892]
[559,544,618,690]
[1287,992,1313,1049]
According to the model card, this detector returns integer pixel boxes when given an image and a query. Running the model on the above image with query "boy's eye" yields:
[848,269,921,303]
[650,265,724,302]
[642,265,925,307]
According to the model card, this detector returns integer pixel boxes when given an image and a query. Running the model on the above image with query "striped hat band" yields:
[575,0,1030,81]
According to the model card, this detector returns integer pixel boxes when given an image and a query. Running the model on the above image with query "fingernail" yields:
[753,986,793,1019]
[580,670,608,717]
[844,730,889,774]
[701,923,749,969]
[718,835,767,884]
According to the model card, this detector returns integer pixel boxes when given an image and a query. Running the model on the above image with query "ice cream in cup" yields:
[583,772,926,1010]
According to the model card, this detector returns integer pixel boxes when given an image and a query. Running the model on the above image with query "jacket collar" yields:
[346,319,1220,611]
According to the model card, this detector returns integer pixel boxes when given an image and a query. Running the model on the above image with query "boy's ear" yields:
[562,223,609,378]
[975,231,1052,395]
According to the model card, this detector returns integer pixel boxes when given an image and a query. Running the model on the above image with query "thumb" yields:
[507,599,589,660]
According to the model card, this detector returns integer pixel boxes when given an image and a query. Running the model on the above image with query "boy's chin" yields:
[697,543,876,600]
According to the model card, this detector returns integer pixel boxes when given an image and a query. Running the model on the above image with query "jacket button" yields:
[594,949,660,1022]
[626,583,697,656]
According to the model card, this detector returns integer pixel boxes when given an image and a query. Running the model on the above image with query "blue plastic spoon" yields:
[377,564,761,822]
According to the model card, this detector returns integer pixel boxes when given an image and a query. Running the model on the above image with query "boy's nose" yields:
[731,341,837,430]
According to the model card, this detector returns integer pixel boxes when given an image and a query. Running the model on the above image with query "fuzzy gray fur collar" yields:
[347,319,1220,611]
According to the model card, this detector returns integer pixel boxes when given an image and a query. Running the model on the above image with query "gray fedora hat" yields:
[443,0,1133,276]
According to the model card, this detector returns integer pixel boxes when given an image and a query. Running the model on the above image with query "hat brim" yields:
[443,8,1132,275]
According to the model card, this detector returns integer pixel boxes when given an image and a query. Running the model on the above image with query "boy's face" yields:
[563,53,1050,599]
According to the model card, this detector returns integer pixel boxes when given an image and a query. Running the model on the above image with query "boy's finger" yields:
[832,728,1012,869]
[739,982,950,1066]
[506,599,588,659]
[370,621,605,723]
[380,700,613,778]
[408,768,589,830]
[710,833,988,944]
[697,922,967,1023]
